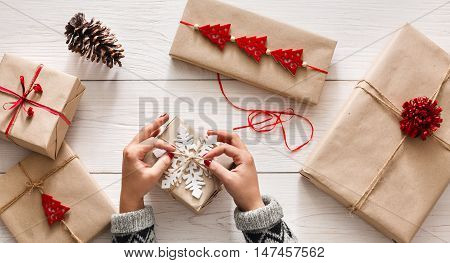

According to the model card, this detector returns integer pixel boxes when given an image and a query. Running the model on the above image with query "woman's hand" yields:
[203,130,264,212]
[120,114,175,213]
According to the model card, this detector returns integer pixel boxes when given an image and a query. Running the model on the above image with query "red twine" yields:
[0,64,71,137]
[400,97,443,140]
[217,73,314,152]
[180,20,329,76]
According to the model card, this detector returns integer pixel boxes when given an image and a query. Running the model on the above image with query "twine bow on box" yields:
[0,155,83,243]
[349,68,450,213]
[0,64,71,138]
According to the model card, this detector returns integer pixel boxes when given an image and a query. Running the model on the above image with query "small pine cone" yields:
[65,13,124,68]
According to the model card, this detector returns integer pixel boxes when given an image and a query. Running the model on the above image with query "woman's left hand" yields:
[120,114,175,213]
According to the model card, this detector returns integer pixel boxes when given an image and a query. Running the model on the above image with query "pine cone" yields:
[65,13,124,68]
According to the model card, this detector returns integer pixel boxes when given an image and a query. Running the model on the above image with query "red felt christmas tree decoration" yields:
[271,49,304,76]
[235,36,267,63]
[179,20,329,75]
[199,24,231,50]
[41,194,70,225]
[400,97,443,140]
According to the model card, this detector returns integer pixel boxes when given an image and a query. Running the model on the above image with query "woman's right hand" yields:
[203,130,265,212]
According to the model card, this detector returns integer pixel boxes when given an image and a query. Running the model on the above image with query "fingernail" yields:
[207,130,214,133]
[204,159,211,167]
[167,152,174,160]
[153,148,166,158]
[159,113,167,118]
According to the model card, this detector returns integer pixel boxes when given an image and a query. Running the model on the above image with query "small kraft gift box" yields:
[0,142,116,243]
[300,24,450,243]
[0,54,85,159]
[143,117,234,213]
[170,0,336,104]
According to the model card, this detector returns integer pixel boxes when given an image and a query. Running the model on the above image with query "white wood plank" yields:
[1,173,448,242]
[0,0,449,245]
[0,80,354,173]
[0,0,448,81]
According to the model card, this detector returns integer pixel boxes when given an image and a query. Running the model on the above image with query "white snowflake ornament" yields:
[161,127,217,199]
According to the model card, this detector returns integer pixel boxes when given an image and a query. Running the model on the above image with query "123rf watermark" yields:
[138,95,312,146]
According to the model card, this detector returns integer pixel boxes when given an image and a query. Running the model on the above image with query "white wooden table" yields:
[0,0,449,243]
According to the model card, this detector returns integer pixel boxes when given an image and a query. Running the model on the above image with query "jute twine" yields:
[349,68,450,213]
[0,155,82,243]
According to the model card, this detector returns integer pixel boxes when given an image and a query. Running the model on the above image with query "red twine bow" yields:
[217,73,314,152]
[0,64,71,137]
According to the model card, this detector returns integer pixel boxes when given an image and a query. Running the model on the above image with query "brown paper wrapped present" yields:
[0,142,116,242]
[300,24,450,243]
[170,0,336,104]
[143,117,234,213]
[0,54,85,159]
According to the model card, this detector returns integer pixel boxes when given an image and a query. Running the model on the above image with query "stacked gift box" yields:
[0,54,115,242]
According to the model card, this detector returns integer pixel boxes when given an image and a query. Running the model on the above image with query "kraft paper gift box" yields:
[143,117,234,213]
[170,0,336,104]
[0,142,116,243]
[0,54,85,159]
[300,24,450,243]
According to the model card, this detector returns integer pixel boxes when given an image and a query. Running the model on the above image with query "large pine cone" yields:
[65,13,124,68]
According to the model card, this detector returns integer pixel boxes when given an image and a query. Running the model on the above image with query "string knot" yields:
[25,181,44,194]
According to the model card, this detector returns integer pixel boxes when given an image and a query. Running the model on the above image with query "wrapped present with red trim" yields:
[143,117,234,213]
[0,142,115,242]
[0,54,85,159]
[170,0,336,104]
[300,25,450,242]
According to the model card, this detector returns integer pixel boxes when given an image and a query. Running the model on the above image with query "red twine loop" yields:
[217,73,314,152]
[400,96,443,140]
[0,64,71,137]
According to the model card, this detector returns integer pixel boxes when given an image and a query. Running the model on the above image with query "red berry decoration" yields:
[26,107,34,118]
[41,194,70,225]
[271,49,304,76]
[400,97,443,140]
[235,36,267,63]
[33,84,43,94]
[199,24,231,50]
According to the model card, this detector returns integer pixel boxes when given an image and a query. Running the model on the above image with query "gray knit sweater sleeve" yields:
[111,206,156,243]
[234,195,297,243]
[111,195,296,243]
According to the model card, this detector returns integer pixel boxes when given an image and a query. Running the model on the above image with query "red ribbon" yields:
[217,73,314,152]
[0,64,71,137]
